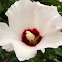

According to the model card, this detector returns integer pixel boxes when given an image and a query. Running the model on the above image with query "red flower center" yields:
[22,28,42,46]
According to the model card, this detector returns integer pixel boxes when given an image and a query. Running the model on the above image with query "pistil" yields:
[26,31,36,42]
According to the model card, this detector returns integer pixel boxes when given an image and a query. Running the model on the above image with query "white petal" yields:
[2,43,14,52]
[5,0,36,34]
[37,31,62,50]
[34,2,62,35]
[49,15,62,30]
[6,0,62,36]
[41,48,45,53]
[11,40,37,61]
[0,22,20,51]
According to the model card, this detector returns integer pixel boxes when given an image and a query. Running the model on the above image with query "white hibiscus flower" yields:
[0,0,62,61]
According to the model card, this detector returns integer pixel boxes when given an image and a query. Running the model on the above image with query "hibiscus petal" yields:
[2,43,14,52]
[37,31,62,50]
[5,0,62,36]
[0,22,20,51]
[41,48,45,53]
[5,0,36,34]
[11,40,37,61]
[34,2,62,35]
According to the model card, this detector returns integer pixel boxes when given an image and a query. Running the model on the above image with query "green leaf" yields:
[54,48,62,56]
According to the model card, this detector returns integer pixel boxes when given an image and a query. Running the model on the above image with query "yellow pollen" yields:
[26,31,36,42]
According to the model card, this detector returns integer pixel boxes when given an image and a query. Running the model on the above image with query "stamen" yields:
[26,31,36,42]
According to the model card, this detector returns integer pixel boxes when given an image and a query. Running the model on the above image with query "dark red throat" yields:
[22,28,42,46]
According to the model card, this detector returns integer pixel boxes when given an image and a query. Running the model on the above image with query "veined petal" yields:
[11,40,37,61]
[5,0,62,36]
[0,22,20,51]
[5,0,36,34]
[34,2,62,35]
[36,31,62,50]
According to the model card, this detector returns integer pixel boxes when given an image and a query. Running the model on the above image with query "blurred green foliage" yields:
[0,0,62,62]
